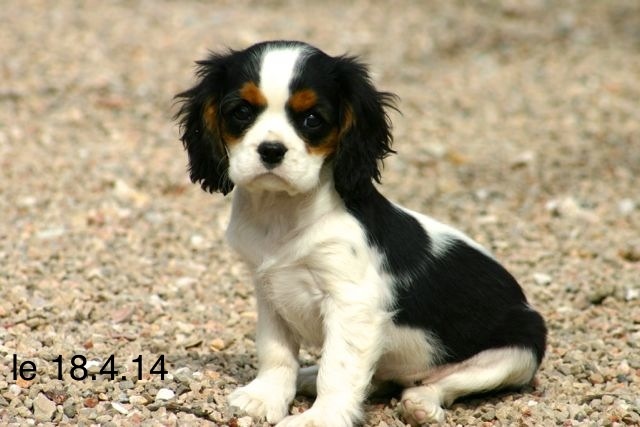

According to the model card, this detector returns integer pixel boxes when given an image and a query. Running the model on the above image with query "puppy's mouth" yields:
[254,170,287,182]
[246,171,297,194]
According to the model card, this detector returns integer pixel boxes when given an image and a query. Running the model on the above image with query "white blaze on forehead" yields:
[258,47,304,110]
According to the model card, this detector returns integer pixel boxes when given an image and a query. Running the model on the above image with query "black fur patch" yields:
[346,185,546,365]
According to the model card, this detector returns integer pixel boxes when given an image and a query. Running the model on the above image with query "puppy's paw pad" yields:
[229,380,292,424]
[400,396,445,426]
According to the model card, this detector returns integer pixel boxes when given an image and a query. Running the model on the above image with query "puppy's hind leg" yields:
[400,347,539,426]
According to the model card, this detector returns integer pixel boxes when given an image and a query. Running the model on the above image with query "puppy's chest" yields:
[228,215,372,346]
[227,223,329,345]
[262,266,326,345]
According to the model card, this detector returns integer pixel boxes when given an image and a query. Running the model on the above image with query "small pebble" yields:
[237,416,254,427]
[155,389,175,401]
[86,360,101,374]
[601,395,614,405]
[626,288,640,301]
[111,402,129,415]
[546,197,599,222]
[175,276,198,287]
[36,227,66,239]
[119,380,134,390]
[95,414,113,424]
[618,198,636,215]
[33,393,56,422]
[533,273,552,286]
[128,395,148,406]
[173,367,193,384]
[63,401,77,419]
[8,384,22,396]
[588,286,615,305]
[210,338,226,351]
[190,234,208,249]
[588,372,604,385]
[481,408,496,421]
[619,242,640,262]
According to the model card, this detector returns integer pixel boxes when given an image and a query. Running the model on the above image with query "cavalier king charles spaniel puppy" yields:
[175,40,546,426]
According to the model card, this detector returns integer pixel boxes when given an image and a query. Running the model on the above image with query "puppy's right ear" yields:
[174,53,234,195]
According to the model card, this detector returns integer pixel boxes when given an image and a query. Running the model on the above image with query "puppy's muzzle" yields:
[257,141,288,169]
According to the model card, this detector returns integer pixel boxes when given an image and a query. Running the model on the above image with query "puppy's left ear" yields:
[174,53,234,195]
[332,56,397,201]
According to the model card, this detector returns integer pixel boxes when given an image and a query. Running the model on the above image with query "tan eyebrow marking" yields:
[288,89,318,112]
[240,82,267,107]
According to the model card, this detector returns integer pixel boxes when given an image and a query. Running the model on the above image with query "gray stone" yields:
[33,393,56,422]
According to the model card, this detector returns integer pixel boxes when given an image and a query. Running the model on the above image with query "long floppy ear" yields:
[332,56,397,201]
[174,53,234,195]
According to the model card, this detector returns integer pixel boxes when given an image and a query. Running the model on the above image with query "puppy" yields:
[175,40,546,426]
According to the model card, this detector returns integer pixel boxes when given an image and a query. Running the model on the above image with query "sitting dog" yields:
[175,40,546,426]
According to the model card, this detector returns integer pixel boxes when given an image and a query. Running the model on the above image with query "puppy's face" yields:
[176,41,395,199]
[223,45,343,194]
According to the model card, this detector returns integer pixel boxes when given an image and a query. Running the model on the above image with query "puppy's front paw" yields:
[276,409,329,427]
[229,378,294,424]
[276,403,353,427]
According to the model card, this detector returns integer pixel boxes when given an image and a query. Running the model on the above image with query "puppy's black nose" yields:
[257,141,288,169]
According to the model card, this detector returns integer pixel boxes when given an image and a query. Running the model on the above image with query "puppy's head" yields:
[175,41,396,199]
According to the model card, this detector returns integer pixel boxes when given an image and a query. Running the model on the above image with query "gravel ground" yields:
[1,1,639,425]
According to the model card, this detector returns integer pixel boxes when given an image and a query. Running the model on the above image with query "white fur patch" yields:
[259,46,304,111]
[375,325,445,385]
[399,204,492,257]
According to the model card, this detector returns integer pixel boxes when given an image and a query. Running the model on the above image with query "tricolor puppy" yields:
[175,40,546,426]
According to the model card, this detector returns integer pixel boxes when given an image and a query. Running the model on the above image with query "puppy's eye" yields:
[232,105,254,122]
[302,113,323,130]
